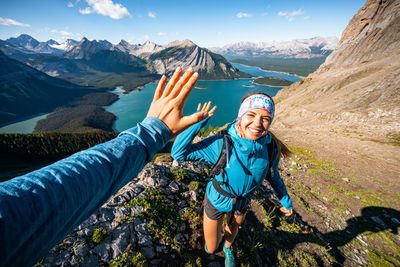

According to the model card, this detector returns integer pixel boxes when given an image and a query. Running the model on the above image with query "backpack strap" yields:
[208,131,233,179]
[266,136,279,178]
[208,131,239,225]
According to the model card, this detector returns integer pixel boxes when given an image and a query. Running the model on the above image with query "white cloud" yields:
[79,7,92,14]
[67,2,74,7]
[236,12,252,19]
[148,11,156,19]
[157,32,166,36]
[0,17,30,27]
[81,0,131,19]
[143,35,150,40]
[277,8,304,21]
[51,29,74,36]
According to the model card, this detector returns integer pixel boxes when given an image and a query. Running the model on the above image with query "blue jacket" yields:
[0,117,171,267]
[172,117,292,212]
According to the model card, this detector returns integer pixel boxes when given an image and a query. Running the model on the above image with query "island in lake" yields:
[253,76,294,87]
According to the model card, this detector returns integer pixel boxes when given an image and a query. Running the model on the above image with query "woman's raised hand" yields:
[147,67,211,136]
[197,101,217,117]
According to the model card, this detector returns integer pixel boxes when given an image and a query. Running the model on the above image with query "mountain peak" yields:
[6,34,40,50]
[79,37,89,43]
[166,39,196,48]
[119,40,131,46]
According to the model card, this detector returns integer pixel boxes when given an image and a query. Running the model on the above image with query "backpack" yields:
[207,130,278,225]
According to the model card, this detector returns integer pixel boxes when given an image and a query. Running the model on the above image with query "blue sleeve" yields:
[266,153,293,210]
[171,117,221,164]
[0,117,171,267]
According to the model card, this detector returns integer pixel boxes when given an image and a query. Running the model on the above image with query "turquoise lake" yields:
[0,64,300,133]
[106,63,301,131]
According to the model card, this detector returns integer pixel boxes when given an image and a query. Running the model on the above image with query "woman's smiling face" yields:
[239,108,271,140]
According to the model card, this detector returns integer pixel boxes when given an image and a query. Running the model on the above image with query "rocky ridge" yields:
[274,0,400,140]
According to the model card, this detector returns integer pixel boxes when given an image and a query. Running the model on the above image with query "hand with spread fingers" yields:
[197,101,217,117]
[147,67,210,136]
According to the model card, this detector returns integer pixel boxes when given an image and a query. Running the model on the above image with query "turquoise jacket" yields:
[0,117,171,267]
[172,117,292,212]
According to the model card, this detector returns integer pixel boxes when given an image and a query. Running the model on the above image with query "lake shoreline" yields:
[232,63,305,79]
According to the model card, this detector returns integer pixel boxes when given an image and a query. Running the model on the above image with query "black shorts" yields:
[203,193,246,220]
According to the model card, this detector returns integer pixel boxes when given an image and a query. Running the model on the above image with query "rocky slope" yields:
[274,0,400,140]
[37,147,400,266]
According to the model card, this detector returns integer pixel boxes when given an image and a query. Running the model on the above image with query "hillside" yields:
[268,0,400,264]
[274,0,400,140]
[0,51,93,126]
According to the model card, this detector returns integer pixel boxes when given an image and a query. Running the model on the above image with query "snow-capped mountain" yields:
[112,40,164,57]
[5,34,63,54]
[6,34,40,50]
[209,36,339,58]
[50,39,78,52]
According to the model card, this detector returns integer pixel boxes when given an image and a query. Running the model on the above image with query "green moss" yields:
[277,250,297,267]
[188,181,200,191]
[169,168,192,183]
[131,252,147,266]
[368,250,400,266]
[182,208,201,230]
[295,251,318,265]
[152,153,173,163]
[132,189,182,249]
[288,145,338,179]
[197,125,219,137]
[115,214,135,224]
[92,227,107,244]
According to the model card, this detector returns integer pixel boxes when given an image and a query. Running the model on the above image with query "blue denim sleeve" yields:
[266,152,293,210]
[0,117,171,267]
[171,117,221,164]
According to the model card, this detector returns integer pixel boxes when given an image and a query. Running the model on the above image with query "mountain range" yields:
[0,35,248,90]
[209,36,339,59]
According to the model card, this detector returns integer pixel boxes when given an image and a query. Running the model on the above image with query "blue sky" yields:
[0,0,366,47]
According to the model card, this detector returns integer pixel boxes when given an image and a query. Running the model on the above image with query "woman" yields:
[171,92,293,266]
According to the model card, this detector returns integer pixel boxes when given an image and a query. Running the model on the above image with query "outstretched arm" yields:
[0,67,208,267]
[266,150,293,215]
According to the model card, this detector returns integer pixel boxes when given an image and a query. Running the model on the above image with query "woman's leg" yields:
[224,212,247,248]
[203,210,224,253]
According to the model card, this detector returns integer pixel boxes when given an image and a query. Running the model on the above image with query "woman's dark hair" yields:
[241,91,291,158]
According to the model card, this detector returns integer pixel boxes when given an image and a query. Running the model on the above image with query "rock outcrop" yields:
[37,160,211,266]
[274,0,400,139]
